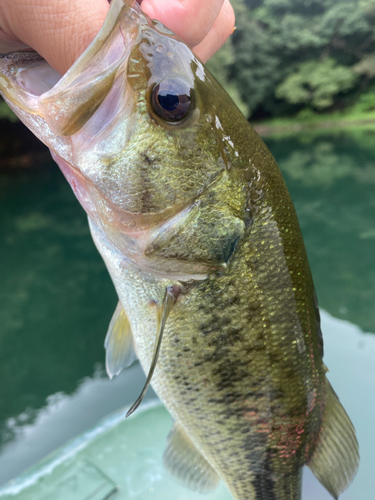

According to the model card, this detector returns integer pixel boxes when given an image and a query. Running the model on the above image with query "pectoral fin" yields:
[105,301,137,379]
[163,422,220,493]
[308,379,359,499]
[126,285,179,418]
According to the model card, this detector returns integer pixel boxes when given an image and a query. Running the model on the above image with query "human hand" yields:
[0,0,235,75]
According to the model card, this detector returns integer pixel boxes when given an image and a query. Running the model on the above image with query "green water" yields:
[268,130,375,333]
[0,162,117,438]
[0,128,374,494]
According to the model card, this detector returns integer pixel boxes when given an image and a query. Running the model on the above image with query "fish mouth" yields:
[12,0,142,137]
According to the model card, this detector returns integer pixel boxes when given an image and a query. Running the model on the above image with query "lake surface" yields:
[0,127,374,497]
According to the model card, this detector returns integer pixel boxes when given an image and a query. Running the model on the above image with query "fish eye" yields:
[151,78,192,122]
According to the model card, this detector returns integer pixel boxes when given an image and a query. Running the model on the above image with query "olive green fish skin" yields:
[94,130,326,500]
[138,155,324,500]
[86,13,327,499]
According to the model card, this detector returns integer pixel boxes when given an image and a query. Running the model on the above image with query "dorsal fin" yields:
[105,301,137,379]
[308,379,359,499]
[126,285,179,417]
[163,422,220,493]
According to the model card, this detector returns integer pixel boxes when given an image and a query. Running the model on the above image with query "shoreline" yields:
[253,116,375,137]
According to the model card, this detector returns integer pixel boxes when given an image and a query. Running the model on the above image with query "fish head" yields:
[0,0,252,280]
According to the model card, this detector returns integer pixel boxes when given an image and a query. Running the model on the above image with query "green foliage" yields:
[206,39,249,116]
[295,108,319,122]
[267,131,375,331]
[230,0,280,116]
[221,0,375,118]
[0,97,17,122]
[349,88,375,112]
[276,59,357,109]
[353,54,375,77]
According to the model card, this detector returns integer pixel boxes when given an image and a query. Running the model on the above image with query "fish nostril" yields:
[143,153,153,165]
[142,153,161,165]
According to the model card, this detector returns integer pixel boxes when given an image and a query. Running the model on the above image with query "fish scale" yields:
[0,0,359,498]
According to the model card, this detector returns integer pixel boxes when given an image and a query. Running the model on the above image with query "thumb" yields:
[0,0,110,74]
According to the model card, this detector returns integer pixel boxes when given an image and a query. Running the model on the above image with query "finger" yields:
[0,27,30,52]
[1,0,109,74]
[193,0,235,62]
[141,0,225,48]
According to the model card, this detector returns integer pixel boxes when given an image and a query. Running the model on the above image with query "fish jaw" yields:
[2,0,265,285]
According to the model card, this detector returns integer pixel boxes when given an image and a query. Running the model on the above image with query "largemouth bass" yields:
[0,0,359,498]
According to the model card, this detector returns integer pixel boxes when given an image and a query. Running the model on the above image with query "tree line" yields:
[207,0,375,119]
